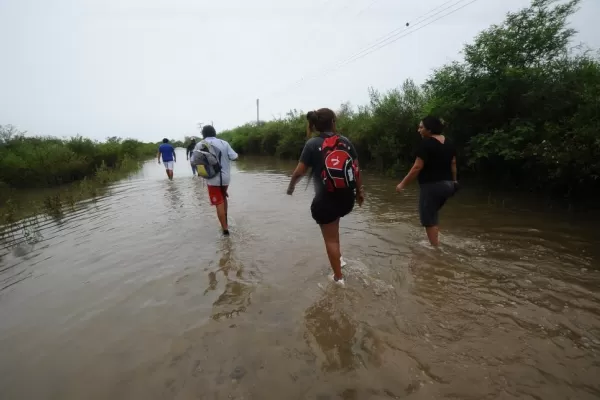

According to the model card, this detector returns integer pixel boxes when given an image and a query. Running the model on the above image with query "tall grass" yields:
[0,130,157,190]
[0,129,160,242]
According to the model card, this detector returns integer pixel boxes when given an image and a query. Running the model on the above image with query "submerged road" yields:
[1,150,599,399]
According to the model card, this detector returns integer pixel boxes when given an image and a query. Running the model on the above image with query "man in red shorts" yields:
[197,125,238,236]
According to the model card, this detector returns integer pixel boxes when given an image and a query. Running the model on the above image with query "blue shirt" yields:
[158,143,175,162]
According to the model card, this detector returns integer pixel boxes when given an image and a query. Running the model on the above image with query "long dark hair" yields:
[421,116,445,135]
[306,108,336,133]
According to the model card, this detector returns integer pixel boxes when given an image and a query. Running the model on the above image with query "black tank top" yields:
[415,137,456,184]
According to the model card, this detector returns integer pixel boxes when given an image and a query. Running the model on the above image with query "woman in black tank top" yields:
[396,116,459,246]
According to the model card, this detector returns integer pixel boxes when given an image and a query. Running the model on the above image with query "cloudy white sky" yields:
[1,0,598,142]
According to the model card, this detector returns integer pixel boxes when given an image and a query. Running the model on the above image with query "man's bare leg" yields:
[223,187,229,231]
[216,202,229,234]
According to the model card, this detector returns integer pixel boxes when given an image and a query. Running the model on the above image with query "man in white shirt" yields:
[196,125,238,236]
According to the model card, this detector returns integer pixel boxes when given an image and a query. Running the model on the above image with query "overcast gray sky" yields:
[1,0,598,142]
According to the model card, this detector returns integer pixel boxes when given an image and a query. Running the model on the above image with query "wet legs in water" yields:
[166,169,173,180]
[425,226,440,246]
[216,197,229,234]
[320,218,343,281]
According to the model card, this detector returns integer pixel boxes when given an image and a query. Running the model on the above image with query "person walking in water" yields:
[396,116,458,246]
[287,108,364,286]
[186,138,197,175]
[193,125,238,236]
[157,138,176,180]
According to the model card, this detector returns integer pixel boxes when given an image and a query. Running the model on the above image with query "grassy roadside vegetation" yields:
[218,0,600,201]
[0,125,161,230]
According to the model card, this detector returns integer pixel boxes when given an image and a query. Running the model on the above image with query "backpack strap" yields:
[216,140,227,199]
[304,134,341,192]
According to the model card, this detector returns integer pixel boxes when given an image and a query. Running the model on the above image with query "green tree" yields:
[216,0,600,199]
[0,128,158,189]
[0,125,25,144]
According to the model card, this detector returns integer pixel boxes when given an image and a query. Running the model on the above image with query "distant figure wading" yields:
[186,138,197,176]
[157,138,176,180]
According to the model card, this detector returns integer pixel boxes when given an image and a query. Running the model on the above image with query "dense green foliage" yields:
[0,125,159,189]
[219,0,600,198]
[169,139,185,148]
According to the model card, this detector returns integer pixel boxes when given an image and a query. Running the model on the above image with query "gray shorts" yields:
[418,181,457,227]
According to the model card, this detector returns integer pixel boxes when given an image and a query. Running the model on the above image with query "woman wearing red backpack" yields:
[287,108,365,286]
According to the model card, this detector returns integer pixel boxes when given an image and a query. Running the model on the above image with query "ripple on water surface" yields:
[1,155,600,399]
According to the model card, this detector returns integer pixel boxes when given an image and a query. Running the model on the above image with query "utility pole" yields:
[256,98,260,125]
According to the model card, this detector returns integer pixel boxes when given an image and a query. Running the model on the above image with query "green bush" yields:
[219,0,599,198]
[0,128,158,189]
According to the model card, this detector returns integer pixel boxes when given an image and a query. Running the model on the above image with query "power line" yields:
[256,1,440,100]
[234,0,481,121]
[325,0,481,75]
[358,0,458,20]
[248,0,464,105]
[355,0,382,17]
[268,0,478,99]
[407,0,461,26]
[314,0,470,80]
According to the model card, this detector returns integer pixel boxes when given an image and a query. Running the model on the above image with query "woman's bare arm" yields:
[451,156,457,181]
[397,157,424,190]
[287,162,308,195]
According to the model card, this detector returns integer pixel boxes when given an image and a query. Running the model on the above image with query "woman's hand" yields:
[287,162,307,196]
[452,180,460,194]
[356,187,365,207]
[396,182,405,192]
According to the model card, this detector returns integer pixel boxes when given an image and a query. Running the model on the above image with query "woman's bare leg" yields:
[320,218,343,280]
[425,226,440,246]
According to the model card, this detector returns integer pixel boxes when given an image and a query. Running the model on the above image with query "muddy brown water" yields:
[1,150,599,400]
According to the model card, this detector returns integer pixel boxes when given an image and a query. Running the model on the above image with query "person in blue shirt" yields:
[157,138,176,180]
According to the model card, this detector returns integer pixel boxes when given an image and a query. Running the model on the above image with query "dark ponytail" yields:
[421,116,444,135]
[306,108,335,133]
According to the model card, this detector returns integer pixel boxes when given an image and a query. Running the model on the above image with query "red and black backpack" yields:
[320,135,359,193]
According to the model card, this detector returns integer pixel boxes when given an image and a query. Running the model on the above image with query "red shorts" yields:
[207,185,229,206]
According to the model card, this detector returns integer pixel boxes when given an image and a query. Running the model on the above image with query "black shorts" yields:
[311,191,355,225]
[418,181,457,227]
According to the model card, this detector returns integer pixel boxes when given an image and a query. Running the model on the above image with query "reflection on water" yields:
[208,238,253,321]
[304,291,385,374]
[165,181,181,210]
[1,151,600,400]
[305,294,359,372]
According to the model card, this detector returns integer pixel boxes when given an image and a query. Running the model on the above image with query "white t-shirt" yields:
[194,137,238,186]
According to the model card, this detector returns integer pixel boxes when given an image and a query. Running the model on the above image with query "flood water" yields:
[1,149,599,400]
